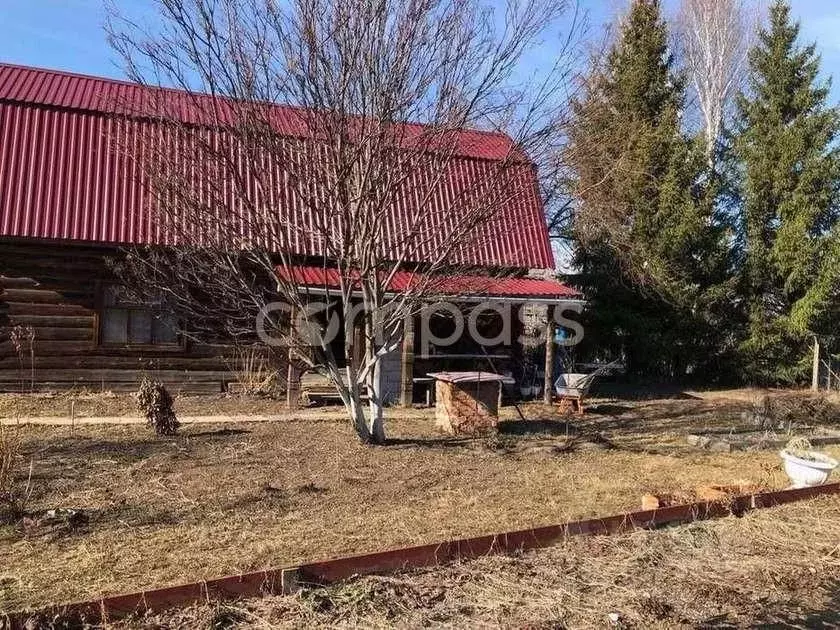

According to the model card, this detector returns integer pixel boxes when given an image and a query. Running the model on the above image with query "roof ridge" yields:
[0,62,515,143]
[0,60,141,89]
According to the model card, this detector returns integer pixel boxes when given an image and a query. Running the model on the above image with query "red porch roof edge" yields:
[277,266,581,300]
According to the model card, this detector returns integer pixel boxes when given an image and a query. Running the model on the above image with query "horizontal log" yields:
[0,340,94,356]
[8,327,94,341]
[0,243,118,261]
[0,354,230,370]
[1,288,65,304]
[0,269,105,286]
[2,269,108,285]
[7,315,95,328]
[4,302,94,316]
[0,368,234,383]
[0,381,225,394]
[0,277,40,289]
[0,240,116,253]
[0,340,245,361]
[188,344,241,358]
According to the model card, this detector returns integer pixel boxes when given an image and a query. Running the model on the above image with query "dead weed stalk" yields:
[9,324,36,393]
[228,347,280,396]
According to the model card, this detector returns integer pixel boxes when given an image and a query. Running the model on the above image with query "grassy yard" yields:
[113,496,840,629]
[1,391,838,614]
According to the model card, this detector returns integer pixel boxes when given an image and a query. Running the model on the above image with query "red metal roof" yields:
[278,266,580,299]
[0,63,555,269]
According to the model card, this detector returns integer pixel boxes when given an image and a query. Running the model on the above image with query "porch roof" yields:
[277,265,581,301]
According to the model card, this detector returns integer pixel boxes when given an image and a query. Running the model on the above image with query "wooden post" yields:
[399,314,415,407]
[286,360,301,410]
[812,337,820,392]
[543,305,556,405]
[286,304,302,409]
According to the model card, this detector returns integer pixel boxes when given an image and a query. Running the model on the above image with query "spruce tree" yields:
[734,0,840,384]
[568,0,730,378]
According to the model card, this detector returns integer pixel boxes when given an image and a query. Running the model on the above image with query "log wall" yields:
[0,241,236,393]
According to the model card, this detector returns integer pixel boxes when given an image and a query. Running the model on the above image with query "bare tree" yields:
[676,0,752,161]
[105,0,581,444]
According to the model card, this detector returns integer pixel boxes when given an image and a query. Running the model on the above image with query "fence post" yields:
[399,314,415,407]
[543,305,556,405]
[812,337,820,392]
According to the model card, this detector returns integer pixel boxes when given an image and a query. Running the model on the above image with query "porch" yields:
[283,266,583,409]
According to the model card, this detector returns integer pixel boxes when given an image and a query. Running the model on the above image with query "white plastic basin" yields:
[779,449,838,488]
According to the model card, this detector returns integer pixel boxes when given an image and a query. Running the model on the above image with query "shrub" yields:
[136,378,179,436]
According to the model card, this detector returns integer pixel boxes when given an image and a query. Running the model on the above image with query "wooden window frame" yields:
[95,281,186,352]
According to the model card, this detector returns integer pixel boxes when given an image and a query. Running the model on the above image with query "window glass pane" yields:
[103,285,119,307]
[100,285,180,346]
[152,313,179,344]
[101,309,128,343]
[129,310,153,344]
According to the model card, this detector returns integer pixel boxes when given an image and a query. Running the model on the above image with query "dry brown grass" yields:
[114,496,840,629]
[0,392,838,616]
[226,348,282,397]
[0,426,23,521]
[0,390,290,419]
[0,426,20,496]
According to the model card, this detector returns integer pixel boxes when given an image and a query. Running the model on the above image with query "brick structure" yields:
[430,372,505,435]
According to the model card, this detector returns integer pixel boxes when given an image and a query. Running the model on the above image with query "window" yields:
[99,284,180,346]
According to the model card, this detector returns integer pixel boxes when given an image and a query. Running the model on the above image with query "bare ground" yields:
[1,390,838,615]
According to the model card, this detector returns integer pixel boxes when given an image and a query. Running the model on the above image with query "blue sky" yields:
[2,1,840,101]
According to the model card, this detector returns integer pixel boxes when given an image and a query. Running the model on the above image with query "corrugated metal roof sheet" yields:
[0,63,555,269]
[279,266,580,299]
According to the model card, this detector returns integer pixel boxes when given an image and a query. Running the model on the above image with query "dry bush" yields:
[227,348,280,397]
[136,378,179,436]
[744,392,840,431]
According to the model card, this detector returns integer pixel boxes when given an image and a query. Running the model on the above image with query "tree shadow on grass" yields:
[384,436,477,450]
[593,384,704,401]
[585,403,634,416]
[186,427,251,439]
[384,418,582,450]
[28,427,251,467]
[497,419,578,437]
[29,437,166,467]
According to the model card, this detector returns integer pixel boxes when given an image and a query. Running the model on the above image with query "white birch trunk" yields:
[366,355,386,443]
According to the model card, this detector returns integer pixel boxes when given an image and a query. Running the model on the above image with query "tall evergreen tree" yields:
[734,0,840,384]
[567,0,731,378]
